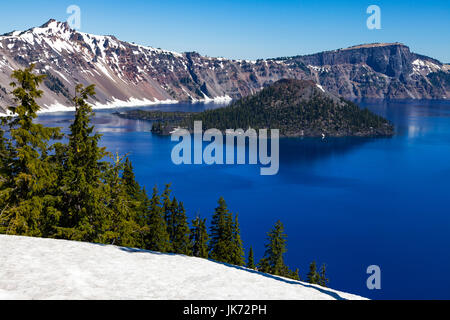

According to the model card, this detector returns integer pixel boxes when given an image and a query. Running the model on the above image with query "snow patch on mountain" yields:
[40,96,179,114]
[316,84,325,92]
[0,235,366,300]
[412,59,442,75]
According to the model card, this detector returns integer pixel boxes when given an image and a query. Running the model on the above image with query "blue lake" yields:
[36,99,450,300]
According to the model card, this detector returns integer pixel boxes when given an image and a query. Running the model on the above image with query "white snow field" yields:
[0,235,366,300]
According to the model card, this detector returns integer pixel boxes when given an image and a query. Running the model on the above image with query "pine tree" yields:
[258,221,287,276]
[56,83,108,242]
[0,124,8,173]
[122,157,141,200]
[121,157,147,245]
[172,200,192,255]
[161,184,174,241]
[247,247,255,269]
[319,263,329,287]
[134,187,151,248]
[231,213,245,266]
[0,64,62,236]
[307,261,320,284]
[191,215,209,259]
[145,186,172,252]
[257,221,300,280]
[209,197,234,263]
[291,268,300,281]
[0,124,12,227]
[0,122,12,189]
[100,153,140,247]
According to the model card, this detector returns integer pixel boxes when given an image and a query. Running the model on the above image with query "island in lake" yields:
[115,79,394,137]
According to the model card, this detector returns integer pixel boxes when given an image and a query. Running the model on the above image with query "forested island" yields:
[115,79,394,137]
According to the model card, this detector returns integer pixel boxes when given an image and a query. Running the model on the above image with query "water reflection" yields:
[362,99,450,139]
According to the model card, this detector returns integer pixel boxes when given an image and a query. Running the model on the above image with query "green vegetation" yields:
[118,79,394,137]
[247,247,255,270]
[191,215,209,259]
[0,65,329,285]
[258,221,300,281]
[307,261,329,287]
[209,197,244,265]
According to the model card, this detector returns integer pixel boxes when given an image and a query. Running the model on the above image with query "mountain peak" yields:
[0,20,448,113]
[40,18,58,27]
[36,19,71,33]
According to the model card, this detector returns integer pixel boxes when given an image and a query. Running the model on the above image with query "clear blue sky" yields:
[1,0,448,62]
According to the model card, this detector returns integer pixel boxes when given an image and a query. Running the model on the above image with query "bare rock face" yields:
[294,43,449,100]
[0,20,448,112]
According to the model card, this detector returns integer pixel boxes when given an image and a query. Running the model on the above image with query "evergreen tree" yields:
[0,124,8,173]
[307,261,320,284]
[191,215,209,259]
[231,213,245,266]
[134,187,151,248]
[0,123,12,227]
[161,184,174,241]
[247,247,255,269]
[100,153,140,247]
[121,157,148,245]
[56,83,108,242]
[145,186,172,252]
[291,268,300,281]
[0,64,62,236]
[257,221,299,280]
[172,200,192,255]
[258,221,287,276]
[122,157,141,200]
[257,256,271,273]
[209,197,234,263]
[319,263,329,287]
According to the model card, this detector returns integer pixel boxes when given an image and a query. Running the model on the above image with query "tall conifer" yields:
[258,221,287,276]
[191,215,209,259]
[0,65,62,236]
[258,220,299,280]
[209,197,234,263]
[56,83,107,242]
[231,213,245,266]
[161,184,174,241]
[319,264,329,287]
[122,157,141,200]
[307,261,320,284]
[172,200,192,255]
[145,186,172,252]
[121,157,147,245]
[101,153,140,247]
[247,247,255,269]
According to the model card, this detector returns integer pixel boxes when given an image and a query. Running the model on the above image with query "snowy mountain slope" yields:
[1,19,448,114]
[0,235,366,300]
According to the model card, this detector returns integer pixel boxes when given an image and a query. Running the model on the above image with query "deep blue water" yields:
[36,99,450,300]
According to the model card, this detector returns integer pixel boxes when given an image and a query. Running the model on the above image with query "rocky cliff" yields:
[0,20,448,113]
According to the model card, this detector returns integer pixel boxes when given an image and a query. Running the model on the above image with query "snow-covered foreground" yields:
[0,235,366,300]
